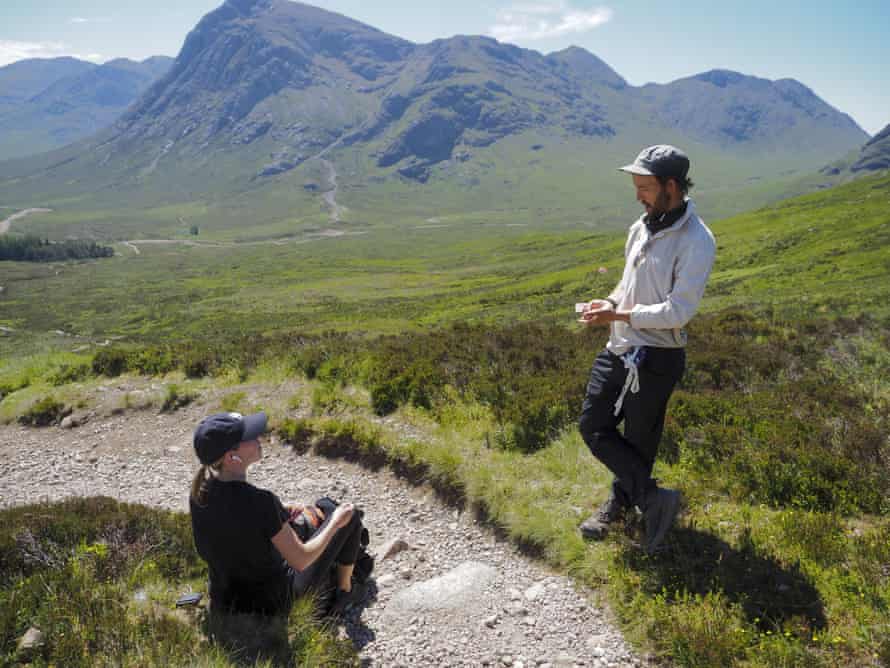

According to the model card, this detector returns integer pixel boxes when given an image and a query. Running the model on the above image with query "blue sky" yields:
[1,0,887,134]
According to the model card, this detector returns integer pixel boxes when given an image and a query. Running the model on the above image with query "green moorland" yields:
[1,173,889,666]
[1,170,888,353]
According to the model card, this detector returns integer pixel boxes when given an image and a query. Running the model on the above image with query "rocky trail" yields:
[321,158,346,224]
[0,397,643,668]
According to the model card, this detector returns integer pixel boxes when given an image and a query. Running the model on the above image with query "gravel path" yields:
[0,404,642,668]
[321,158,346,224]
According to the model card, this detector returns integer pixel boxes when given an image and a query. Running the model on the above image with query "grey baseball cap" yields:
[619,145,690,180]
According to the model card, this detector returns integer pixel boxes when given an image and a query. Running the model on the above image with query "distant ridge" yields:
[107,1,863,181]
[0,57,96,107]
[637,69,864,150]
[817,122,890,182]
[0,56,174,160]
[852,123,890,172]
[0,0,871,233]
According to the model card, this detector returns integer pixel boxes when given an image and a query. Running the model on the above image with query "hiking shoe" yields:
[642,488,681,554]
[328,581,367,617]
[580,493,627,540]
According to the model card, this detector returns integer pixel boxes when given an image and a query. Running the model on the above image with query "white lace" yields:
[614,348,643,416]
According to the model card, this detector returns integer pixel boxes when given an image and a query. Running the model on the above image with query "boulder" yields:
[60,415,79,429]
[17,626,45,661]
[383,561,496,619]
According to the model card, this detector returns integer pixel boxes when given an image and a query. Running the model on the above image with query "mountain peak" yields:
[692,69,753,88]
[224,0,272,15]
[546,46,626,89]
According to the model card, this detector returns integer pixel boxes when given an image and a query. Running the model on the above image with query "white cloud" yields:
[0,40,105,67]
[69,17,111,24]
[489,1,613,42]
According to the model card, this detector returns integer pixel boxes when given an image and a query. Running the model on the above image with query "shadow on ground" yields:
[202,582,377,667]
[618,522,827,632]
[204,612,292,667]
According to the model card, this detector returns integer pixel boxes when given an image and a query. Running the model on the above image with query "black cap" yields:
[193,411,267,465]
[619,145,690,181]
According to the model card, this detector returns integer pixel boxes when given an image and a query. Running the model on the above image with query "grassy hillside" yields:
[1,173,888,667]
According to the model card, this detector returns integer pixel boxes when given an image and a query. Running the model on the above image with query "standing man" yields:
[577,145,716,553]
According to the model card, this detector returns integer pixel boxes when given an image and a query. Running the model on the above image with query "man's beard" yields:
[645,188,672,219]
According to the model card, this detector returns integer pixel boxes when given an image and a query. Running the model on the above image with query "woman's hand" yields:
[331,503,354,529]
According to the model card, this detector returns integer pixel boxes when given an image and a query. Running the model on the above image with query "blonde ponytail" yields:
[190,458,223,506]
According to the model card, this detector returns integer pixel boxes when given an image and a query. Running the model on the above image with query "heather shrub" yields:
[92,348,129,377]
[18,396,69,426]
[276,418,314,453]
[160,384,196,413]
[127,347,176,376]
[218,391,246,413]
[48,360,92,386]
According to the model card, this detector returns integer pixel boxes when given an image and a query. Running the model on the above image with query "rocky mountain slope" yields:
[97,0,868,182]
[815,121,889,185]
[850,123,890,172]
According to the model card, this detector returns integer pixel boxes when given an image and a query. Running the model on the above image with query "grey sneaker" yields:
[642,488,681,554]
[580,493,627,540]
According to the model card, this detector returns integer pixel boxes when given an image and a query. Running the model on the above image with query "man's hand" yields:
[579,299,612,313]
[578,301,631,326]
[578,299,614,326]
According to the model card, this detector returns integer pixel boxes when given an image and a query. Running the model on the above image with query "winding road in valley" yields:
[0,208,53,235]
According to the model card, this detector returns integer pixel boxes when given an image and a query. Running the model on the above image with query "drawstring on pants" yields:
[614,347,647,416]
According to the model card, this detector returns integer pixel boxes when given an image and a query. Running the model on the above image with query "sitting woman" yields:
[189,411,366,616]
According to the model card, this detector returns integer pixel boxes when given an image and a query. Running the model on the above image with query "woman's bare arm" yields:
[271,503,354,572]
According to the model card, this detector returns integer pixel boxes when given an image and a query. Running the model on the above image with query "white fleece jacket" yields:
[606,198,716,355]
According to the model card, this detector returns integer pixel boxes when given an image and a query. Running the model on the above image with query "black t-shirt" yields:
[190,479,292,614]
